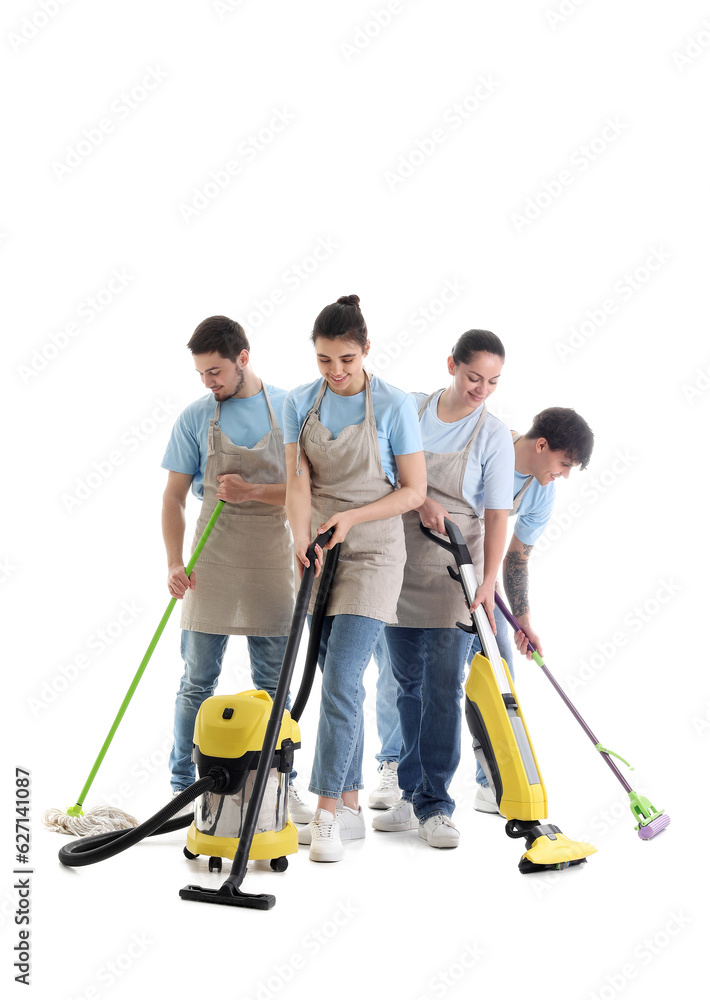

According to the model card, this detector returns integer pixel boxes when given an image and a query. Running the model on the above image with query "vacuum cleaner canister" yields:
[185,690,300,869]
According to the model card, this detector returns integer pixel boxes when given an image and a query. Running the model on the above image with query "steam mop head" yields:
[507,820,597,874]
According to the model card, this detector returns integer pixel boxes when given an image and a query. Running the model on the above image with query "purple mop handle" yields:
[493,591,633,794]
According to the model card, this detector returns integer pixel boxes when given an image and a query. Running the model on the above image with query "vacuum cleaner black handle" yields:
[306,528,335,565]
[419,518,473,568]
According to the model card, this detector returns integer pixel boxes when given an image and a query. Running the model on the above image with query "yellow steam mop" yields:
[422,519,596,873]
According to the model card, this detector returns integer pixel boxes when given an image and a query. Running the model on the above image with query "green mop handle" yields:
[66,501,225,816]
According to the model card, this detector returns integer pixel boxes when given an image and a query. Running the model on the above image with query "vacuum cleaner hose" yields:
[290,542,341,724]
[58,773,224,868]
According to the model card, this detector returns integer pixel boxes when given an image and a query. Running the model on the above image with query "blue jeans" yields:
[372,633,402,763]
[384,625,472,822]
[469,603,515,786]
[308,614,385,799]
[169,629,290,791]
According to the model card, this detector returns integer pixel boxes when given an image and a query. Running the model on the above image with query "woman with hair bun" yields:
[284,295,427,863]
[373,330,514,848]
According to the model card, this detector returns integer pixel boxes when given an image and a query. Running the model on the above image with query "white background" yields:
[2,1,707,997]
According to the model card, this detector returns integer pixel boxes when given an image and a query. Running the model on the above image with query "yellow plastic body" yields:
[187,689,301,861]
[192,689,301,758]
[523,831,596,867]
[186,819,299,861]
[465,652,547,821]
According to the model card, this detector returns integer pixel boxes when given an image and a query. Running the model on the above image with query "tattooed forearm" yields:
[503,543,534,618]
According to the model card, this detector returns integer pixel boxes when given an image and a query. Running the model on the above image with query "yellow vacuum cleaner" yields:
[422,519,596,873]
[183,690,299,873]
[58,529,340,908]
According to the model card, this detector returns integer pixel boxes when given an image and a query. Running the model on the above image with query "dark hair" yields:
[187,315,250,361]
[451,330,505,366]
[311,294,368,350]
[525,407,595,470]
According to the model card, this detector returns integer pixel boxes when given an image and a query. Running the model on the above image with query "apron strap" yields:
[261,382,279,431]
[417,389,487,458]
[296,380,328,477]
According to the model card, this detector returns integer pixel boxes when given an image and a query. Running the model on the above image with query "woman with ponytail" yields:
[284,295,426,863]
[373,330,514,848]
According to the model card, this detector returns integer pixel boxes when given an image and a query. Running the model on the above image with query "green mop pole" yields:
[66,501,225,817]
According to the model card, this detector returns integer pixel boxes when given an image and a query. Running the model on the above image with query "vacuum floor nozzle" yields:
[179,883,275,910]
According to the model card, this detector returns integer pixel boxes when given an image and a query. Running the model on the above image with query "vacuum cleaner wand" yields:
[493,592,670,841]
[180,528,336,910]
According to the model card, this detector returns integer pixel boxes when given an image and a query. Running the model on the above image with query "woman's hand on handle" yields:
[318,509,359,548]
[295,541,324,580]
[417,497,452,536]
[470,579,497,634]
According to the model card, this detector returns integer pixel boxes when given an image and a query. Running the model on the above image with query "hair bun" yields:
[336,294,360,309]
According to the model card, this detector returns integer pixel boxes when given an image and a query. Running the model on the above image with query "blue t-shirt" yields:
[413,391,514,514]
[283,376,422,485]
[161,384,288,499]
[513,470,556,545]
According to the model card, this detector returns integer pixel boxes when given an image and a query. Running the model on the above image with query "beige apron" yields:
[394,390,489,629]
[180,385,296,636]
[296,376,406,623]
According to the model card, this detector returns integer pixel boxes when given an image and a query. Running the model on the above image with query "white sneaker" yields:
[368,761,401,809]
[418,814,460,848]
[289,781,315,824]
[308,809,344,863]
[474,784,503,816]
[298,800,366,845]
[372,798,418,832]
